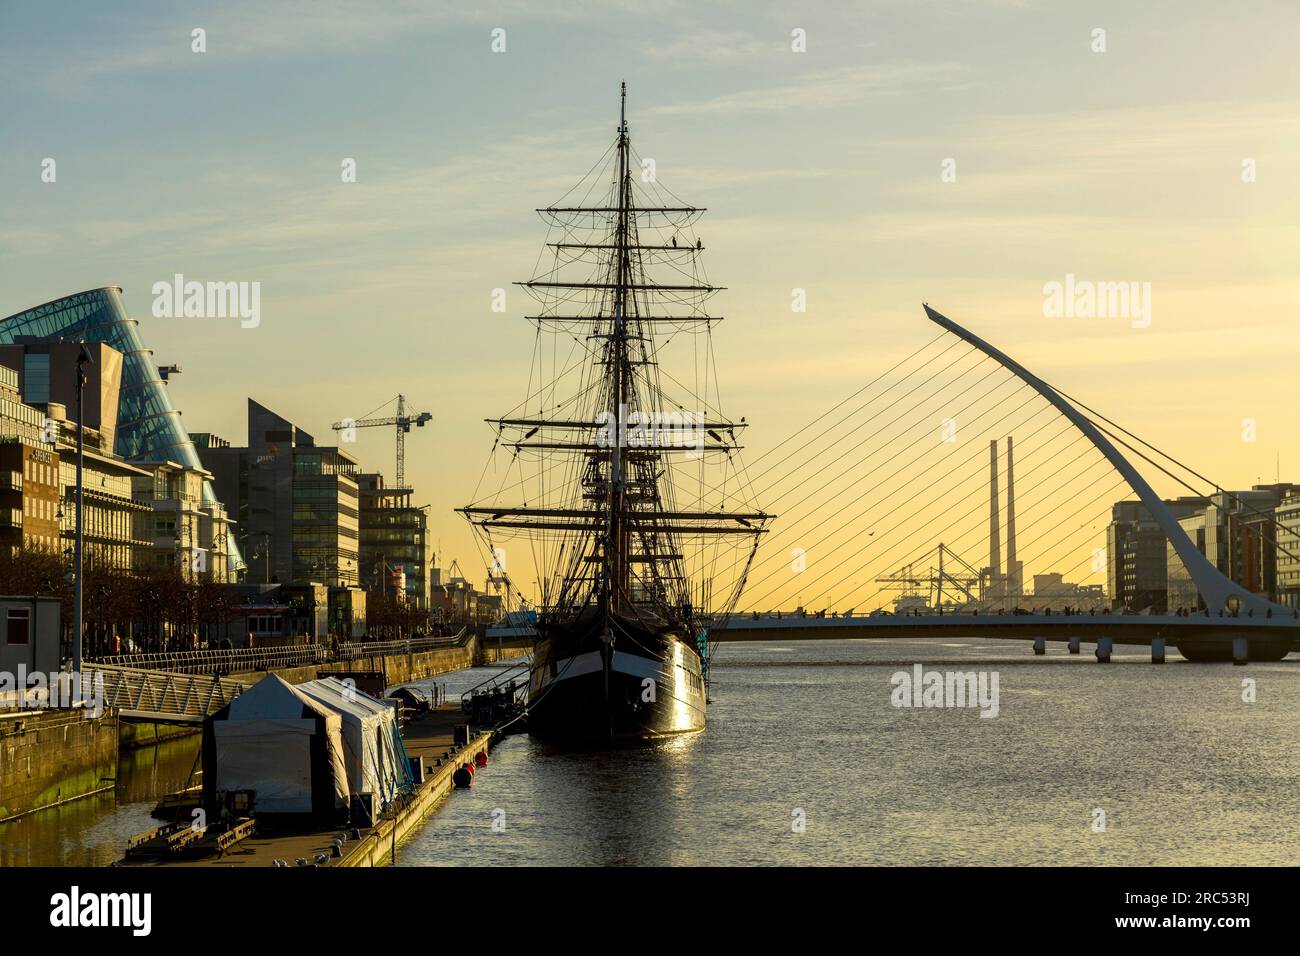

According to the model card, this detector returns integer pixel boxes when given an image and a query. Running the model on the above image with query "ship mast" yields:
[460,82,771,633]
[609,80,630,617]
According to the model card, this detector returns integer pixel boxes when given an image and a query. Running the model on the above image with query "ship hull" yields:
[527,611,707,742]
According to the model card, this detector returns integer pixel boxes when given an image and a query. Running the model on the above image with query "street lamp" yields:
[73,343,91,678]
[251,530,271,585]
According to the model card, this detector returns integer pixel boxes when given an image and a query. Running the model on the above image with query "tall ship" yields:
[460,84,771,742]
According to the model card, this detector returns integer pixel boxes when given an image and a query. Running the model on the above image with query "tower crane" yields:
[331,394,432,488]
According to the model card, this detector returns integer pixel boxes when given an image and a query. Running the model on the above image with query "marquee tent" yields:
[295,677,412,811]
[202,674,350,819]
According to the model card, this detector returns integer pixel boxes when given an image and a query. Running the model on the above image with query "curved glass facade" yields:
[1,287,246,575]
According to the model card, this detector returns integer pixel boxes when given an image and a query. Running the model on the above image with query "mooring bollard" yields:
[1232,637,1248,665]
[1067,636,1081,655]
[1032,636,1046,655]
[1151,636,1165,664]
[1095,636,1112,663]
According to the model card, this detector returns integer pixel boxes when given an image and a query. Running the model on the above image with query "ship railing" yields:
[460,659,531,711]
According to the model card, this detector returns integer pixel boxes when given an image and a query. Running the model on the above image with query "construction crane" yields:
[331,394,432,489]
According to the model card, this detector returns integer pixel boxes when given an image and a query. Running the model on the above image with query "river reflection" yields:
[398,639,1300,866]
[0,734,200,867]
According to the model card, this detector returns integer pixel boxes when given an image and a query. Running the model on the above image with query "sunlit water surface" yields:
[396,639,1298,866]
[5,640,1292,867]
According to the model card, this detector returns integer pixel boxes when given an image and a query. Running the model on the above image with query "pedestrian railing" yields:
[89,629,471,676]
[92,644,329,676]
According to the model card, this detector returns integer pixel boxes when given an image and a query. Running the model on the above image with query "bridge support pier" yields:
[1233,637,1249,666]
[1032,636,1046,656]
[1150,637,1165,664]
[1095,637,1112,663]
[1067,637,1080,654]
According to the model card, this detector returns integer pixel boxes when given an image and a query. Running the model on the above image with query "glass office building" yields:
[0,287,246,577]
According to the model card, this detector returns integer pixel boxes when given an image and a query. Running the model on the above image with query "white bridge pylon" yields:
[922,304,1283,619]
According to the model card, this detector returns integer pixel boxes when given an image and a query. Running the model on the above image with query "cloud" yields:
[649,62,968,117]
[643,29,781,61]
[12,0,645,93]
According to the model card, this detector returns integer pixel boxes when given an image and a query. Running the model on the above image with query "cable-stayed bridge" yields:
[698,305,1299,663]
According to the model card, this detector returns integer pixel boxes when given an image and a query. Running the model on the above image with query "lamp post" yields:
[257,530,271,585]
[73,343,91,678]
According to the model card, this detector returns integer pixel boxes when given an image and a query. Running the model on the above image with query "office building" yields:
[1106,496,1209,612]
[132,458,231,582]
[357,472,432,609]
[0,352,151,570]
[0,288,245,578]
[0,364,61,555]
[1275,494,1300,609]
[198,399,361,588]
[1165,484,1300,610]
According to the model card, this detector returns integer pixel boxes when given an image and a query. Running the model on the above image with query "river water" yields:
[0,734,199,867]
[4,638,1293,867]
[396,639,1299,866]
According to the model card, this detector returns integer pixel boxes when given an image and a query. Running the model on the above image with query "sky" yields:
[2,1,1298,607]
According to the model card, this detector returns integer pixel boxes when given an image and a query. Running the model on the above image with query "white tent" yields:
[295,677,410,810]
[202,674,350,817]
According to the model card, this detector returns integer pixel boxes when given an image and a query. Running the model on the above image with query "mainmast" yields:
[609,80,631,617]
[459,82,771,630]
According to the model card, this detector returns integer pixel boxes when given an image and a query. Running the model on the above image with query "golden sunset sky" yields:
[2,1,1297,607]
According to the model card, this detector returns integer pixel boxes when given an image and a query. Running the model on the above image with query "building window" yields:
[23,354,51,404]
[6,608,30,645]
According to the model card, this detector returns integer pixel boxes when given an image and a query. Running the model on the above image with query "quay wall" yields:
[119,720,198,750]
[0,710,118,822]
[231,636,500,688]
[339,729,495,868]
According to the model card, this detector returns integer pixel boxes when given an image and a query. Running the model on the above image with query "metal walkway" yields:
[92,664,253,724]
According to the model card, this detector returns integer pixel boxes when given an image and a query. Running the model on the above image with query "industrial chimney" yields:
[1006,436,1021,600]
[989,439,1001,584]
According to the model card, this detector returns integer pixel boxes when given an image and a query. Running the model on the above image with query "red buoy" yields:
[474,751,488,768]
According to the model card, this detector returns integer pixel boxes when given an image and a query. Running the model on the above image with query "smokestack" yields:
[1006,436,1019,598]
[989,439,1001,576]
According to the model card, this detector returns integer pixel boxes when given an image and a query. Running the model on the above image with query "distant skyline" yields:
[3,1,1298,599]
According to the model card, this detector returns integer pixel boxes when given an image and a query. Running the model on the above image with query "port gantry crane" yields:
[875,542,984,613]
[331,393,432,489]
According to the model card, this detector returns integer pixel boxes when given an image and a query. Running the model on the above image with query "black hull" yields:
[528,609,707,742]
